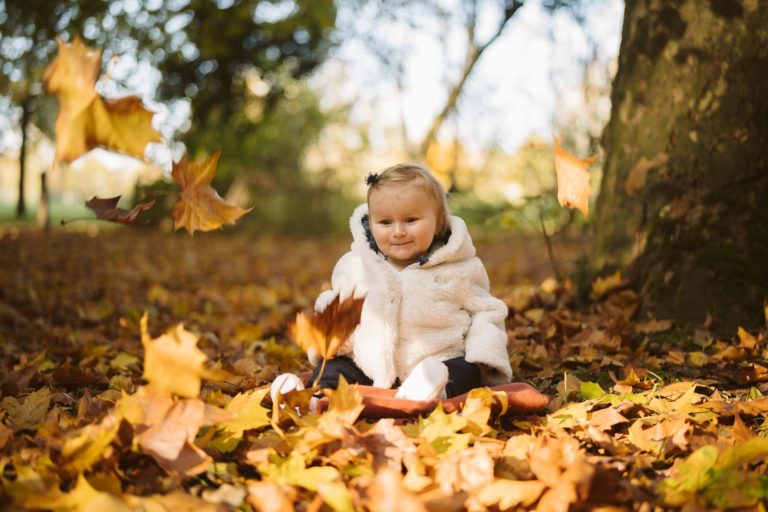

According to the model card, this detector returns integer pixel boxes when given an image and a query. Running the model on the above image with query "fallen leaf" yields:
[660,438,768,508]
[59,410,121,473]
[23,473,130,512]
[368,467,428,512]
[1,387,52,430]
[475,479,545,510]
[84,195,156,224]
[553,137,595,216]
[120,385,230,475]
[171,152,251,234]
[591,271,623,299]
[247,481,296,512]
[43,37,161,163]
[209,387,271,452]
[140,313,213,398]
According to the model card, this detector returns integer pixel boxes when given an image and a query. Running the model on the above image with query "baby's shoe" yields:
[395,356,448,401]
[270,373,305,403]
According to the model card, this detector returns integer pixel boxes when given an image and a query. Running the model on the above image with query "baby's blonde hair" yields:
[367,163,450,238]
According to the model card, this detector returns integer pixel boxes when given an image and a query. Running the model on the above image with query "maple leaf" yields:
[171,152,252,234]
[119,385,231,476]
[59,410,121,474]
[1,387,52,430]
[84,195,156,224]
[475,479,546,510]
[43,37,161,164]
[209,387,271,452]
[660,438,768,508]
[368,468,428,512]
[140,313,213,398]
[459,387,507,436]
[290,293,365,360]
[22,473,129,512]
[553,137,595,216]
[410,403,471,458]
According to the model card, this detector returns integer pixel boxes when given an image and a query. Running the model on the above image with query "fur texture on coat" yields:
[313,203,513,389]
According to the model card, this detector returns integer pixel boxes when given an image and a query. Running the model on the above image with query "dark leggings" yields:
[309,355,483,398]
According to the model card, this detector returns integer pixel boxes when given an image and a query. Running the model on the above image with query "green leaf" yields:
[579,381,607,400]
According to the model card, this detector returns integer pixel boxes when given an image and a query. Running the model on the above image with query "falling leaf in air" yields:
[290,293,364,360]
[84,195,156,224]
[140,313,213,398]
[554,137,595,216]
[43,36,161,164]
[171,152,252,234]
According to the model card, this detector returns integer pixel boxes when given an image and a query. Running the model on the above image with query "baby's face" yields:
[368,183,439,269]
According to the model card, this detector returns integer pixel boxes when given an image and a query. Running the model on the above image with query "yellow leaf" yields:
[140,313,211,398]
[460,387,506,436]
[171,152,251,234]
[24,473,130,512]
[60,411,121,473]
[591,270,623,299]
[259,451,341,492]
[1,387,52,430]
[553,137,595,216]
[476,479,546,510]
[210,387,271,452]
[43,37,161,164]
[317,376,365,437]
[417,403,471,457]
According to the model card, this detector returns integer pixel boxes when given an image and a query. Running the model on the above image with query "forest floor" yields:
[1,228,767,511]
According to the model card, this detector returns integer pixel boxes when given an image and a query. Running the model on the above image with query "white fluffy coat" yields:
[313,204,512,388]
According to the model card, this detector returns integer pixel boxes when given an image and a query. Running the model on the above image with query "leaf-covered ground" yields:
[1,229,767,511]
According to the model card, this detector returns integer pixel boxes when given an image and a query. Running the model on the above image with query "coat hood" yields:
[349,203,476,268]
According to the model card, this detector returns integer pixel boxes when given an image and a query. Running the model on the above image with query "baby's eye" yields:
[379,219,392,225]
[406,217,419,223]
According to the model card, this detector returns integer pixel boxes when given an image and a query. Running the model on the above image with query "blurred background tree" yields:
[0,0,619,235]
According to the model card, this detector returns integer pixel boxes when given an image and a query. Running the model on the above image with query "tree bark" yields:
[595,0,768,333]
[16,97,31,219]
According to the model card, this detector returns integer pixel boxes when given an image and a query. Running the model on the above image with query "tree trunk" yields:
[594,0,768,334]
[16,97,31,218]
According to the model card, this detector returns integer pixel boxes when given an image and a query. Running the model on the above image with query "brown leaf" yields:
[476,479,546,510]
[43,37,161,163]
[247,481,296,512]
[368,468,428,512]
[588,407,629,432]
[290,293,364,360]
[554,138,595,216]
[120,385,231,475]
[85,195,156,224]
[0,421,13,449]
[171,152,251,234]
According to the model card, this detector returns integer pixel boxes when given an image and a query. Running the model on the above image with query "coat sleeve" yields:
[461,259,513,385]
[308,251,367,365]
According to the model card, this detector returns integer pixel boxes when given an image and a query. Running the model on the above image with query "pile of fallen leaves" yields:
[1,229,767,511]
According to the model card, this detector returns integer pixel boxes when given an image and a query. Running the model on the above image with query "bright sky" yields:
[1,0,624,178]
[316,0,624,156]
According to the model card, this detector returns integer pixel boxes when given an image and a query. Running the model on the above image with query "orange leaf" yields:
[289,293,364,359]
[85,195,156,224]
[43,37,161,163]
[553,138,595,216]
[171,152,252,234]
